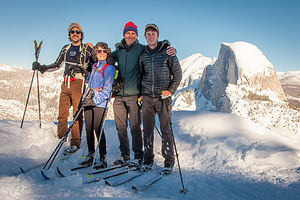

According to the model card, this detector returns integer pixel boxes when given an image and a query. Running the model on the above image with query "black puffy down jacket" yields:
[139,40,182,97]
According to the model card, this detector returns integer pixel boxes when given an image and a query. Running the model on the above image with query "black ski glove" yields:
[82,98,95,107]
[32,61,48,74]
[32,61,41,70]
[39,65,48,74]
[82,91,95,107]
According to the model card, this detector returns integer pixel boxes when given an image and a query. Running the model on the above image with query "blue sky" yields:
[0,0,299,72]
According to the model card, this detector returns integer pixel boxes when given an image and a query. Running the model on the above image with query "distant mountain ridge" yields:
[278,71,300,109]
[0,42,299,133]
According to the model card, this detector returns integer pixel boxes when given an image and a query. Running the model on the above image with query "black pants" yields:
[84,106,107,159]
[113,95,143,160]
[141,96,174,167]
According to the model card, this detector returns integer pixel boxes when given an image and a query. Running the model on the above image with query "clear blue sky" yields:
[0,0,299,72]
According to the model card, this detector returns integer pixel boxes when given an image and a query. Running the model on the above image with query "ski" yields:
[19,163,43,174]
[131,171,170,192]
[41,168,56,180]
[83,167,130,184]
[57,164,124,177]
[88,164,124,175]
[10,159,46,175]
[40,152,74,179]
[105,169,144,186]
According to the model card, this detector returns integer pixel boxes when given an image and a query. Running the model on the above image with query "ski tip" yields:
[132,186,138,192]
[180,188,188,194]
[41,169,50,180]
[56,166,65,177]
[105,181,112,186]
[20,166,26,173]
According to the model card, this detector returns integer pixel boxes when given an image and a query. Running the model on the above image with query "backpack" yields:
[100,63,123,96]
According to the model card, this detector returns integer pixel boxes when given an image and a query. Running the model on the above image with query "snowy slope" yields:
[1,112,300,200]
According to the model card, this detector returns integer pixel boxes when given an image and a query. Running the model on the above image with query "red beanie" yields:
[123,21,138,36]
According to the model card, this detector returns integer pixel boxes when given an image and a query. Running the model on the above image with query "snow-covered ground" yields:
[1,111,300,200]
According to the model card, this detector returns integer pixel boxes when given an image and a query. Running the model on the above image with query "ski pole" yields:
[20,40,43,128]
[35,40,43,128]
[20,72,35,128]
[163,99,188,194]
[138,97,162,138]
[91,92,113,170]
[47,107,85,170]
[43,88,91,170]
[154,124,162,138]
[43,106,85,170]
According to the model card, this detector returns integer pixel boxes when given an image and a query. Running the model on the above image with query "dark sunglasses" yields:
[97,49,108,54]
[69,30,82,34]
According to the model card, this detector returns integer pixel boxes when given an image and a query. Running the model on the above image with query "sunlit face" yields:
[145,30,158,49]
[124,31,137,47]
[96,47,108,61]
[69,27,82,43]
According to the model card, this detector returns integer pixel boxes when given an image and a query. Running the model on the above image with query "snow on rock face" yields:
[173,54,216,111]
[201,41,287,111]
[179,53,216,88]
[222,41,273,77]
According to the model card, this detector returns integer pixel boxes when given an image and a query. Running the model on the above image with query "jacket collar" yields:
[145,40,170,54]
[115,39,140,51]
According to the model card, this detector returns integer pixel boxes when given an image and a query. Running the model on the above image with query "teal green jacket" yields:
[111,39,145,96]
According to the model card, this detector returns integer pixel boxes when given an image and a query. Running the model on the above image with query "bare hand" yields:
[86,43,94,48]
[161,90,172,99]
[166,46,177,56]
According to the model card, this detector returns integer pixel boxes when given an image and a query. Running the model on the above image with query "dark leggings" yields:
[84,106,107,159]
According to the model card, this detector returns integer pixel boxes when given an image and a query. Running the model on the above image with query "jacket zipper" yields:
[123,51,128,96]
[151,54,155,97]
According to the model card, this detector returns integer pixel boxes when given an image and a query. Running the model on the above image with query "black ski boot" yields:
[94,157,107,169]
[79,153,94,166]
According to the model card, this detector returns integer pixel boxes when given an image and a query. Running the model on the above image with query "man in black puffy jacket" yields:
[139,24,182,173]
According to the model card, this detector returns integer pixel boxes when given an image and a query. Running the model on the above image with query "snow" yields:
[278,70,300,85]
[0,64,24,72]
[222,41,274,77]
[180,53,216,83]
[1,112,300,200]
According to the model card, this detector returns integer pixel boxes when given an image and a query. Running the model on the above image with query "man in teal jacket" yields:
[111,21,144,166]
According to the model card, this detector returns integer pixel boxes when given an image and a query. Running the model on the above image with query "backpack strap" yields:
[63,44,72,64]
[102,63,109,77]
[81,43,88,67]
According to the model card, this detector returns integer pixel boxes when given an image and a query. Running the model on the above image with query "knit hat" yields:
[145,24,159,35]
[123,21,138,36]
[68,22,84,34]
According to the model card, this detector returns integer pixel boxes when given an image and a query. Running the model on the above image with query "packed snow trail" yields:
[1,112,300,199]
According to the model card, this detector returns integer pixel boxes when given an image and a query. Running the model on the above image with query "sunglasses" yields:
[97,49,108,54]
[69,30,82,34]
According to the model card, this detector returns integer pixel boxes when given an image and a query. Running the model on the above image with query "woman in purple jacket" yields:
[80,42,116,168]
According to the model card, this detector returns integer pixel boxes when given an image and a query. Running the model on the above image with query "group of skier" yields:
[32,21,182,174]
